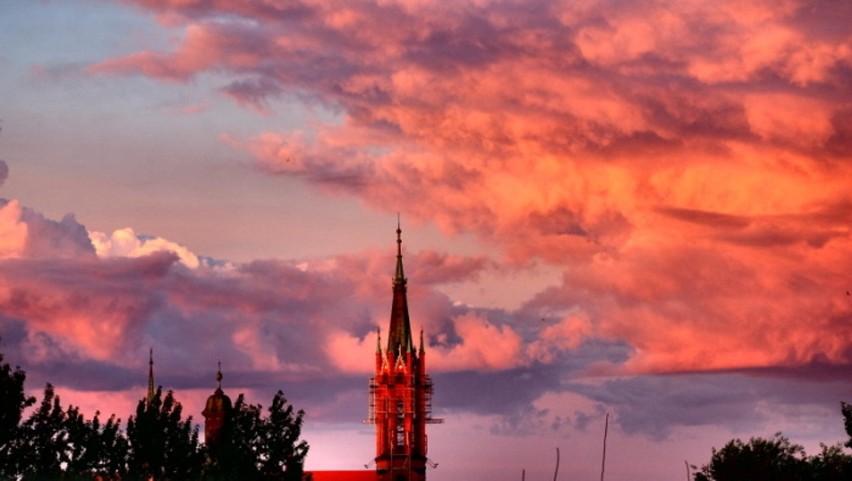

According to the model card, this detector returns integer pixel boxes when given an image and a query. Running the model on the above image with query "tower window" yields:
[396,399,405,447]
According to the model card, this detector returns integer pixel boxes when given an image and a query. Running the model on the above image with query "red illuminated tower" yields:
[366,225,442,481]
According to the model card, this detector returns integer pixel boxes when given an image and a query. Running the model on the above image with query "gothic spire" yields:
[147,348,155,405]
[387,222,414,354]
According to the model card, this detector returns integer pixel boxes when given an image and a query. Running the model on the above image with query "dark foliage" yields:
[0,350,35,478]
[693,433,809,481]
[204,391,309,481]
[126,387,203,481]
[842,402,852,449]
[5,383,130,481]
[694,412,852,481]
[0,351,309,481]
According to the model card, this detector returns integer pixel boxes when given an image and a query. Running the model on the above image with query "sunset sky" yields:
[1,0,851,479]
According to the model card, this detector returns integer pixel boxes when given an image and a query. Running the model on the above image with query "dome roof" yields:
[202,364,232,417]
[204,387,232,416]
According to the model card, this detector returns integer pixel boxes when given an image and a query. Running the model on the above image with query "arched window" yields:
[396,399,405,447]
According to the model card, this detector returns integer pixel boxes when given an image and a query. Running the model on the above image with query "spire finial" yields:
[394,217,406,285]
[396,213,402,256]
[376,327,382,354]
[216,361,223,389]
[419,328,425,354]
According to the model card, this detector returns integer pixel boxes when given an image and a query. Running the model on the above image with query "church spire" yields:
[387,221,414,354]
[147,348,155,405]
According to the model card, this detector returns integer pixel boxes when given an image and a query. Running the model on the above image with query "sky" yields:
[0,0,851,479]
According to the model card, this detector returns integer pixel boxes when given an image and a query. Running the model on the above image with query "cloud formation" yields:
[3,1,849,464]
[88,0,852,378]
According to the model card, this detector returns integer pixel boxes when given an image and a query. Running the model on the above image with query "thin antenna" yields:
[521,469,525,481]
[553,447,560,481]
[600,412,609,481]
[685,460,691,481]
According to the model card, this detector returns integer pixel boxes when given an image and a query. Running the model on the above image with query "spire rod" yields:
[216,361,223,390]
[394,215,406,285]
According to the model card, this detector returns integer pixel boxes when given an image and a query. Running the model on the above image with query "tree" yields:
[15,383,71,480]
[0,350,36,478]
[63,407,129,480]
[258,390,309,481]
[807,443,852,481]
[126,387,203,481]
[694,433,809,481]
[841,402,852,449]
[205,391,309,481]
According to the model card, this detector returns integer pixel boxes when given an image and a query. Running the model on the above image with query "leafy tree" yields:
[258,390,308,481]
[694,433,809,481]
[204,391,309,481]
[0,350,36,478]
[63,407,129,480]
[15,383,71,480]
[841,402,852,449]
[807,443,852,481]
[127,387,203,481]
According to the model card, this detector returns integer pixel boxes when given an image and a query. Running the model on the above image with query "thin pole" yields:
[600,413,609,481]
[685,460,691,481]
[521,468,525,481]
[553,447,560,481]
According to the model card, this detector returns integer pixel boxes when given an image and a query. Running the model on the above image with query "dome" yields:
[203,387,232,417]
[202,366,232,418]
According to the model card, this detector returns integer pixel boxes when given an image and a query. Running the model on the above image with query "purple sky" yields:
[1,1,851,480]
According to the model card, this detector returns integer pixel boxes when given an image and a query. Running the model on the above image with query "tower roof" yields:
[203,362,232,416]
[387,223,414,354]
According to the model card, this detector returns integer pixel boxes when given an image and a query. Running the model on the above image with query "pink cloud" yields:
[71,0,852,384]
[0,200,28,259]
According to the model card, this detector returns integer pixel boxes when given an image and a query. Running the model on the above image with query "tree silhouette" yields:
[694,431,852,481]
[841,401,852,449]
[126,387,203,481]
[694,433,809,481]
[63,407,129,480]
[258,390,308,481]
[205,391,309,481]
[0,351,36,479]
[16,384,71,480]
[0,351,309,481]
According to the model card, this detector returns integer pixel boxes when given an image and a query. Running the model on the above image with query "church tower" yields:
[366,225,441,481]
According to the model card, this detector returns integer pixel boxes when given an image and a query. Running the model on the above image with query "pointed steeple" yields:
[387,222,414,354]
[147,348,155,405]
